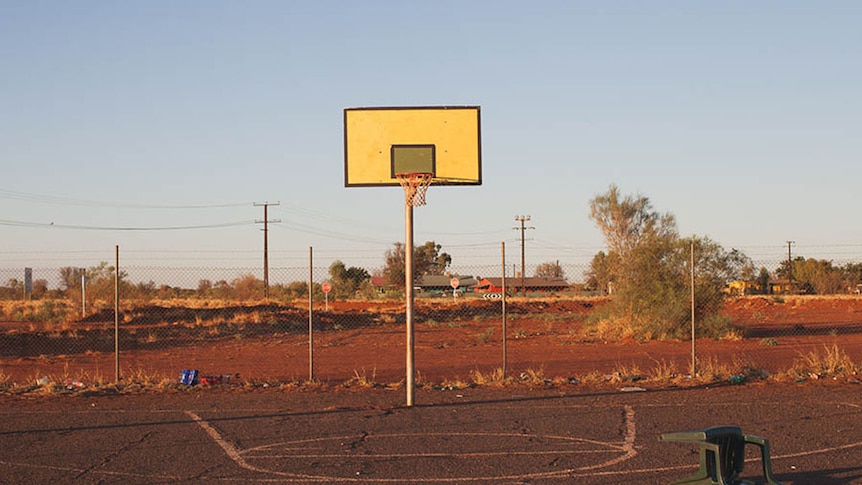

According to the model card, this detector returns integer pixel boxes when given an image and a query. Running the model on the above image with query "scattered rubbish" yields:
[36,376,51,386]
[567,377,581,385]
[455,394,464,398]
[848,377,860,384]
[729,375,744,385]
[620,386,646,392]
[199,374,238,386]
[179,369,199,386]
[179,371,238,386]
[64,379,85,390]
[435,385,460,391]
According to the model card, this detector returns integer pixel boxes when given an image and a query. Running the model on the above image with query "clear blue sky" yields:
[2,1,861,275]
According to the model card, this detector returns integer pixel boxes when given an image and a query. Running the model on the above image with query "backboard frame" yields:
[343,105,482,187]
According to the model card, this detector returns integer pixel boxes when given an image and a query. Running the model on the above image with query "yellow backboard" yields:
[344,106,482,187]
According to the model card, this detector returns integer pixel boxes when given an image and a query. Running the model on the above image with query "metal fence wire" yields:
[2,249,862,390]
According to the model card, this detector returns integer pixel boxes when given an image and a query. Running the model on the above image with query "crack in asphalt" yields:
[73,430,153,480]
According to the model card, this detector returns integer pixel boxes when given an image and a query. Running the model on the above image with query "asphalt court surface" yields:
[1,384,861,484]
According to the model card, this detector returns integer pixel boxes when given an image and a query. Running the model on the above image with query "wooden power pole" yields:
[255,202,280,298]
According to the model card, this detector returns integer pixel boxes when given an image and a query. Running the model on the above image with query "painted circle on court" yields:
[239,431,631,482]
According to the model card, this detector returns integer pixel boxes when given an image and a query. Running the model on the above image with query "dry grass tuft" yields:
[518,367,547,386]
[789,345,860,380]
[648,359,680,382]
[438,377,471,390]
[344,368,378,388]
[470,368,510,386]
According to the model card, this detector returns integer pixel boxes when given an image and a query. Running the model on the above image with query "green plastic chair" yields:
[660,426,782,485]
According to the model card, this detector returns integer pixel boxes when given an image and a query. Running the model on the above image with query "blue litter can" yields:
[180,369,198,385]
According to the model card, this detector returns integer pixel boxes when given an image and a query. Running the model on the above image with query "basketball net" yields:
[396,172,433,207]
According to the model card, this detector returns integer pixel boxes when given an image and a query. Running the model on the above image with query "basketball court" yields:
[3,108,857,484]
[1,385,861,484]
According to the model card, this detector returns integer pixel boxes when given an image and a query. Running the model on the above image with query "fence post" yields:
[81,272,87,318]
[308,246,314,382]
[502,242,507,378]
[690,240,696,376]
[114,245,120,383]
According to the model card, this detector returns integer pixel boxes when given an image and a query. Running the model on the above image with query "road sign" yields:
[321,282,332,293]
[450,278,460,289]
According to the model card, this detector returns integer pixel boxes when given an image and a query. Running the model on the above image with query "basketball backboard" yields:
[343,106,482,187]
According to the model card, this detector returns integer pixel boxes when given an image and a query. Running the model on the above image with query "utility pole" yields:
[513,215,534,296]
[786,240,795,292]
[255,202,281,298]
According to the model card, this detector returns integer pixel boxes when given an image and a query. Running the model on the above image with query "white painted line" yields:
[189,405,640,483]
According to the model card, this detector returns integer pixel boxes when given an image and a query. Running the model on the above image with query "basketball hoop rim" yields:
[395,171,434,180]
[396,172,433,207]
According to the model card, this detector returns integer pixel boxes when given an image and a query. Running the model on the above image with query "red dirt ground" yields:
[3,296,862,386]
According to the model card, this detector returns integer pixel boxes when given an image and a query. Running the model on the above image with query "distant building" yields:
[767,279,802,295]
[474,277,569,293]
[725,280,762,296]
[415,275,478,294]
[724,278,801,296]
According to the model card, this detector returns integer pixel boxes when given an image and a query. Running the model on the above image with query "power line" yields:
[0,187,251,209]
[0,218,256,231]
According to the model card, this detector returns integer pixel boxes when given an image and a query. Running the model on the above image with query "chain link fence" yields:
[2,249,862,390]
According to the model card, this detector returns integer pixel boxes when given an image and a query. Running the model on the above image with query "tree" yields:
[197,279,213,296]
[534,261,565,279]
[232,274,264,300]
[328,260,370,299]
[31,279,48,298]
[589,184,676,266]
[793,258,844,294]
[382,241,452,289]
[775,256,805,281]
[71,262,130,307]
[585,251,618,294]
[415,241,452,275]
[59,267,86,291]
[755,267,771,294]
[586,186,747,340]
[842,263,862,292]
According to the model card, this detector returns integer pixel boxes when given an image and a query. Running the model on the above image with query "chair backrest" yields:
[710,431,746,481]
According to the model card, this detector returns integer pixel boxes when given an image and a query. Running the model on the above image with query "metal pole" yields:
[690,240,696,376]
[309,246,314,382]
[81,272,86,318]
[114,245,120,383]
[501,241,507,377]
[405,203,415,407]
